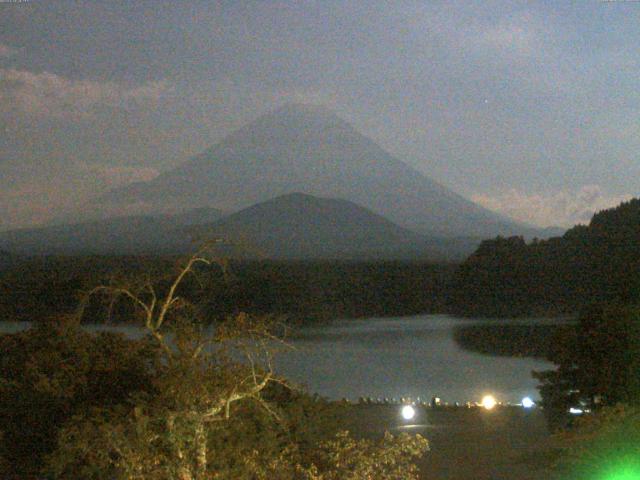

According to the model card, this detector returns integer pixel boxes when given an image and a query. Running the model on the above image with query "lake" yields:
[0,314,559,405]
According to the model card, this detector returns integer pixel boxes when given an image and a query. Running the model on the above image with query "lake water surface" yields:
[0,315,559,405]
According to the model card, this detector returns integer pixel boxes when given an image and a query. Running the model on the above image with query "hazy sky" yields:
[0,1,638,230]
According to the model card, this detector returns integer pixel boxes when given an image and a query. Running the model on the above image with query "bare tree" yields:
[47,246,428,480]
[76,246,287,480]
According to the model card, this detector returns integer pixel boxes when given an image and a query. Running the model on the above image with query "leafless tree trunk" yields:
[79,246,288,479]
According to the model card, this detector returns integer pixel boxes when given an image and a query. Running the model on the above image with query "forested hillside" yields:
[450,199,640,317]
[0,257,454,324]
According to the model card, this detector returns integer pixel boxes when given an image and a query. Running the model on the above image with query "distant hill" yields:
[449,198,640,317]
[96,103,541,238]
[0,195,478,260]
[0,207,224,256]
[189,192,476,260]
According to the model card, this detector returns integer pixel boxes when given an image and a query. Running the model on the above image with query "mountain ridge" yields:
[0,207,224,256]
[97,103,537,238]
[0,193,481,260]
[189,192,430,260]
[450,198,640,316]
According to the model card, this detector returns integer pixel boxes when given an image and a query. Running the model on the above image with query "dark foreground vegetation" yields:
[3,198,640,478]
[521,303,640,479]
[535,304,640,428]
[0,317,428,479]
[450,199,640,478]
[0,252,429,479]
[448,304,640,478]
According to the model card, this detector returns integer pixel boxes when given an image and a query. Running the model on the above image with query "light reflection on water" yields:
[0,315,559,404]
[278,315,558,403]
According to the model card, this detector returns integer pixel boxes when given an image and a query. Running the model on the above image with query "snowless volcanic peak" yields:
[188,192,429,260]
[98,103,531,238]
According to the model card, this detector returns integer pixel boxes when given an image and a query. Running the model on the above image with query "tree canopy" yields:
[534,304,640,430]
[450,198,640,317]
[0,250,429,479]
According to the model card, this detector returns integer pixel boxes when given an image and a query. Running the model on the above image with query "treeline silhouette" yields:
[453,323,573,359]
[450,198,640,317]
[0,257,455,324]
[4,198,639,325]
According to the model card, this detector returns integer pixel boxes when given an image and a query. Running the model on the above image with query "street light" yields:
[481,395,497,410]
[401,405,416,420]
[521,397,535,409]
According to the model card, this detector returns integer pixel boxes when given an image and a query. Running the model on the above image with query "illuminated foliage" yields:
[40,249,429,479]
[553,405,640,480]
[247,430,428,480]
[0,317,159,477]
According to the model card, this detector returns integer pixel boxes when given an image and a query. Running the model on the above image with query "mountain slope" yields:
[0,207,224,255]
[189,193,436,259]
[98,103,534,238]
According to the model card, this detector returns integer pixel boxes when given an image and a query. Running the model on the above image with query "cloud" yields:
[0,163,161,231]
[472,186,634,228]
[460,11,586,99]
[466,10,547,58]
[0,184,60,229]
[0,44,18,58]
[79,163,160,188]
[0,68,170,119]
[481,22,536,57]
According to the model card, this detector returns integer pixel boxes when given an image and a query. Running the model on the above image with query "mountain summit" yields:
[99,103,531,237]
[189,192,429,259]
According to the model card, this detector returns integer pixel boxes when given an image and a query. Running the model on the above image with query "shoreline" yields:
[340,403,552,480]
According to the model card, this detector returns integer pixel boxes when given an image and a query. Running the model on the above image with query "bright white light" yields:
[521,397,535,409]
[569,407,584,415]
[481,395,497,410]
[401,405,416,420]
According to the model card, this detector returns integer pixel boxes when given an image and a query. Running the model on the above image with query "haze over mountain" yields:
[0,208,224,256]
[0,193,478,260]
[97,104,538,239]
[190,192,476,260]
